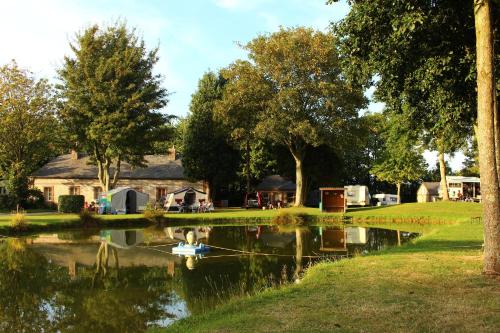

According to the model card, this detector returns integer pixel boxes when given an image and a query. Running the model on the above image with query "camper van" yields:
[344,185,371,206]
[373,193,398,206]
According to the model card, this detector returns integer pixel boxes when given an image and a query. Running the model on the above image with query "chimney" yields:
[167,146,176,161]
[70,149,80,160]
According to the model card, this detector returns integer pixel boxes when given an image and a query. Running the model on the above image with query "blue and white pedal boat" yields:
[172,242,210,255]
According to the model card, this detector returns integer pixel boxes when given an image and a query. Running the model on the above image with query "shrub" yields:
[0,195,13,210]
[26,188,46,209]
[58,195,84,213]
[10,211,28,230]
[79,209,98,225]
[144,203,165,223]
[272,211,305,226]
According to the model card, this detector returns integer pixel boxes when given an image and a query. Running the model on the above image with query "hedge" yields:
[58,195,84,213]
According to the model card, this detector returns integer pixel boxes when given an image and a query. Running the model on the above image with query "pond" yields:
[0,224,419,332]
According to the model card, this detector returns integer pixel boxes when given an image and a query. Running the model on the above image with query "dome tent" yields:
[104,187,149,214]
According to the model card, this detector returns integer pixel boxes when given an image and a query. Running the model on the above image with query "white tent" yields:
[164,187,207,212]
[105,187,149,214]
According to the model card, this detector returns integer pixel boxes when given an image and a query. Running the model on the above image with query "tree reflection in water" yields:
[0,237,179,333]
[0,239,55,332]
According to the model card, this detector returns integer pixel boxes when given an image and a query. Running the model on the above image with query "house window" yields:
[0,187,6,195]
[156,187,168,201]
[69,186,80,195]
[449,183,462,188]
[43,187,54,202]
[93,187,102,200]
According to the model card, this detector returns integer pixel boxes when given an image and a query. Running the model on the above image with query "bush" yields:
[272,211,305,226]
[79,209,98,225]
[0,195,13,210]
[26,188,46,209]
[10,211,28,230]
[58,195,84,213]
[144,203,165,223]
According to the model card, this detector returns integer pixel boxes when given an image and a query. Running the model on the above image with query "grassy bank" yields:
[0,213,152,235]
[159,220,499,333]
[0,202,484,234]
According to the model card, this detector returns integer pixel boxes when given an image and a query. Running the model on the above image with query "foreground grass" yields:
[160,221,499,333]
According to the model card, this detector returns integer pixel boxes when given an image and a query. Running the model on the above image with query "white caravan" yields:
[344,185,371,206]
[373,193,398,206]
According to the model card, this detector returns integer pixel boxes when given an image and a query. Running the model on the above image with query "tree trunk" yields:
[494,93,500,181]
[474,0,500,275]
[111,157,121,189]
[245,140,251,207]
[205,180,213,202]
[396,182,401,204]
[290,147,305,207]
[438,151,450,201]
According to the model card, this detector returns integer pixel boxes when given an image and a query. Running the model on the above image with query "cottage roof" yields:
[420,182,440,194]
[256,175,296,192]
[32,154,186,180]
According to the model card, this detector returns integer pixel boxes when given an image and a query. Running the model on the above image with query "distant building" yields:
[31,148,204,204]
[417,176,481,203]
[256,175,296,206]
[417,182,440,203]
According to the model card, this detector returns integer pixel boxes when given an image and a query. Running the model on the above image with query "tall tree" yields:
[0,61,58,206]
[332,0,484,201]
[58,23,169,191]
[240,27,366,206]
[182,71,240,200]
[371,116,427,204]
[474,0,500,275]
[215,60,272,204]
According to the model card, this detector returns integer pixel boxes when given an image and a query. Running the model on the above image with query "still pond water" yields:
[0,224,418,332]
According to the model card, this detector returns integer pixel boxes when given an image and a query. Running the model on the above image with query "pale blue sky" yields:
[0,0,355,117]
[0,0,461,169]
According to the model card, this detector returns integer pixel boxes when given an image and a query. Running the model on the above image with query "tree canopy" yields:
[0,61,59,206]
[182,71,240,200]
[225,27,366,205]
[58,22,169,191]
[371,115,427,203]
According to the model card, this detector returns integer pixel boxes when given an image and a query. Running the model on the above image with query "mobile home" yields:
[373,193,398,206]
[344,185,370,206]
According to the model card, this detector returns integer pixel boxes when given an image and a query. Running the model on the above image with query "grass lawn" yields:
[0,202,484,233]
[159,220,499,333]
[164,201,482,223]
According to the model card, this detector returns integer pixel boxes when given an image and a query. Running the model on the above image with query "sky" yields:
[0,0,463,170]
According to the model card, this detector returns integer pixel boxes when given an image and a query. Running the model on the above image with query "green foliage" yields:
[26,188,46,209]
[9,211,27,230]
[220,27,366,205]
[182,71,240,198]
[371,115,427,188]
[58,195,84,213]
[79,209,98,225]
[332,0,497,156]
[143,202,165,223]
[58,22,170,190]
[0,61,60,206]
[272,211,305,226]
[459,137,480,177]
